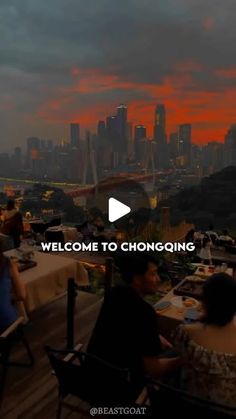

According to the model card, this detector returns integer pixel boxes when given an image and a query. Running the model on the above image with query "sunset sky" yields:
[1,0,236,150]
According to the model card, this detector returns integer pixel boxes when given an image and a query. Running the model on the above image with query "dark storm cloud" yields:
[1,0,236,82]
[1,0,236,147]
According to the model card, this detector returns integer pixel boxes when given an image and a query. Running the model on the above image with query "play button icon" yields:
[108,197,131,222]
[86,175,151,234]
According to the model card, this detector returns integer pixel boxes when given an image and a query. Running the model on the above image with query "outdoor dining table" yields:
[5,249,89,313]
[45,225,82,242]
[156,263,234,338]
[192,263,233,278]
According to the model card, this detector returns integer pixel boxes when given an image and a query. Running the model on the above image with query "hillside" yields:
[155,166,236,229]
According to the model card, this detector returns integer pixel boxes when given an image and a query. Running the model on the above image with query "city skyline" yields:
[1,0,236,150]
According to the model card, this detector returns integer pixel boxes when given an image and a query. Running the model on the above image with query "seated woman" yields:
[0,243,26,333]
[173,273,236,407]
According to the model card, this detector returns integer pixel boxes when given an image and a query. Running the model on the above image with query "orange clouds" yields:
[36,64,236,144]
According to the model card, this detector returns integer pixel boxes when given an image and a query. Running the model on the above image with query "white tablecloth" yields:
[46,225,81,242]
[5,250,89,312]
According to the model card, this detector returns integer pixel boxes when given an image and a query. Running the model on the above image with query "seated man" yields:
[87,253,181,395]
[205,225,219,244]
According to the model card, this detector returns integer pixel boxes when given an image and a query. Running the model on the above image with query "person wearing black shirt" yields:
[87,253,181,394]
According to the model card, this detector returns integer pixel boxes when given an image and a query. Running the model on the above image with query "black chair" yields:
[147,380,236,419]
[45,230,64,244]
[47,218,61,228]
[217,239,233,247]
[0,337,10,408]
[225,245,236,255]
[30,221,47,235]
[1,318,34,368]
[45,346,142,419]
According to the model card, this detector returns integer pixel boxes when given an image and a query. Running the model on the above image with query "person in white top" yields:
[198,237,212,265]
[218,229,234,244]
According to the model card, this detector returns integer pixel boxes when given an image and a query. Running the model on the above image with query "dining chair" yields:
[45,346,144,419]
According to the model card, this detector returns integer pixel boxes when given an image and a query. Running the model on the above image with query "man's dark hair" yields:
[114,252,159,284]
[202,273,236,326]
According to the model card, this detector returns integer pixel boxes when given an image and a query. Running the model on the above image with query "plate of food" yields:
[171,296,199,309]
[185,275,204,282]
[154,301,171,312]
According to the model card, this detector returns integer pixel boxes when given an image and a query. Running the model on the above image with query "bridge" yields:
[66,171,171,198]
[0,170,172,198]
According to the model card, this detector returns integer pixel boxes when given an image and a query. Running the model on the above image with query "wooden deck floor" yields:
[1,291,102,419]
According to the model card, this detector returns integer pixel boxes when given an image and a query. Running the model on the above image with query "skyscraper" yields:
[224,124,236,166]
[116,104,128,162]
[178,124,192,166]
[106,115,118,148]
[27,137,40,151]
[134,125,147,162]
[70,123,80,148]
[127,122,133,158]
[135,125,146,141]
[26,137,40,170]
[169,132,178,162]
[97,120,106,142]
[153,104,166,138]
[202,142,224,175]
[153,104,168,169]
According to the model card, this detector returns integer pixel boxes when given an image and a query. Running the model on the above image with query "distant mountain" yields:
[155,166,236,230]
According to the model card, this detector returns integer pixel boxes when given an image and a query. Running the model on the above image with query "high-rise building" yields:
[169,132,178,162]
[96,120,112,172]
[127,122,133,159]
[97,120,106,141]
[134,125,147,162]
[47,140,53,150]
[135,125,146,141]
[191,144,201,171]
[27,137,40,151]
[202,142,224,174]
[70,123,80,148]
[153,104,166,138]
[12,147,22,173]
[178,124,192,166]
[116,104,128,162]
[224,124,236,166]
[153,104,168,169]
[106,115,118,150]
[82,131,98,185]
[26,137,40,170]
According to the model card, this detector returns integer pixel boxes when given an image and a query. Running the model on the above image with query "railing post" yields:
[66,278,77,349]
[104,258,113,299]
